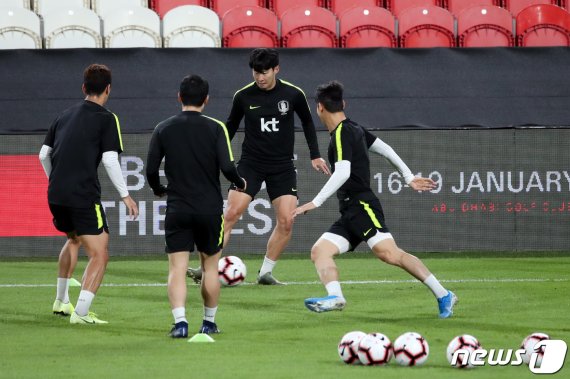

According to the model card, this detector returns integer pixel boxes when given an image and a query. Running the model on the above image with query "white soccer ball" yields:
[218,256,247,286]
[393,332,430,366]
[446,334,482,368]
[357,333,393,366]
[338,331,367,364]
[521,332,550,365]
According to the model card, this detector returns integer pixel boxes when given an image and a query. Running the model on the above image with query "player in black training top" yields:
[146,75,246,338]
[187,48,330,286]
[39,64,139,325]
[292,81,458,318]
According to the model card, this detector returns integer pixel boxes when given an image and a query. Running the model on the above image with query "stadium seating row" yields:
[1,2,569,48]
[6,0,570,18]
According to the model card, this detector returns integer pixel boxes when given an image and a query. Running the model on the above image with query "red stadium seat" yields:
[458,5,515,46]
[340,6,396,47]
[503,0,557,16]
[211,0,264,18]
[222,5,279,47]
[398,5,456,47]
[386,0,439,17]
[281,6,338,47]
[268,0,325,18]
[150,0,207,18]
[516,4,570,46]
[444,0,498,16]
[329,0,381,17]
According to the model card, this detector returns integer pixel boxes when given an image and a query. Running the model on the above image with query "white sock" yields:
[203,306,218,323]
[325,281,345,300]
[172,307,187,324]
[423,274,448,299]
[56,278,70,303]
[259,256,277,276]
[74,290,95,316]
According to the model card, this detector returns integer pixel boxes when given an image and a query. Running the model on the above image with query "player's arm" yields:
[365,129,435,191]
[39,145,53,177]
[145,126,167,197]
[102,114,138,218]
[216,124,246,191]
[225,92,245,140]
[294,89,331,175]
[292,125,352,218]
[39,118,57,177]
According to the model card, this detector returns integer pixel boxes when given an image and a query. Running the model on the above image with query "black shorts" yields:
[327,199,390,251]
[165,212,224,255]
[229,160,297,201]
[49,203,109,236]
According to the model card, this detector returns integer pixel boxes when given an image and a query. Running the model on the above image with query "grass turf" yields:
[0,252,569,379]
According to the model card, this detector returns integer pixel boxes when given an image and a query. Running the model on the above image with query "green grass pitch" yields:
[0,252,569,379]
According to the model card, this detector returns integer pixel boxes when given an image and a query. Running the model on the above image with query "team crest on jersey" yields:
[277,100,289,115]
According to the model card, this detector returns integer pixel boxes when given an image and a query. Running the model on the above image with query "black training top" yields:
[146,111,244,214]
[43,100,123,208]
[328,118,378,208]
[226,79,321,168]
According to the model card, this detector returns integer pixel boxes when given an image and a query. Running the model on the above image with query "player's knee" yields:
[375,247,400,266]
[276,216,294,234]
[224,205,243,224]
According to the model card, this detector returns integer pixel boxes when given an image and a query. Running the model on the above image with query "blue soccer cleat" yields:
[199,320,220,335]
[168,321,188,338]
[437,291,458,318]
[304,295,346,313]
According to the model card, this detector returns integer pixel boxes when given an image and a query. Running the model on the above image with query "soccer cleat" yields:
[437,290,458,319]
[257,272,284,285]
[70,311,109,324]
[186,267,202,284]
[199,320,220,335]
[168,321,188,338]
[304,295,346,313]
[52,299,74,316]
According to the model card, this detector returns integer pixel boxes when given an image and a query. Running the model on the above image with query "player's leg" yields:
[195,213,223,335]
[304,229,351,313]
[198,250,221,334]
[256,194,296,285]
[223,189,252,249]
[186,189,251,284]
[167,250,190,338]
[369,236,457,318]
[257,166,297,285]
[54,233,80,315]
[69,204,110,324]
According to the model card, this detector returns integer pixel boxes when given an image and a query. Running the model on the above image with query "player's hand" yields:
[291,202,316,220]
[153,184,167,198]
[312,158,331,175]
[235,178,247,192]
[122,195,139,220]
[409,177,437,192]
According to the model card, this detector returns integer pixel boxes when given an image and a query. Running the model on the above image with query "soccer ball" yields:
[521,332,550,365]
[357,333,393,366]
[393,332,430,366]
[338,331,367,364]
[446,334,482,368]
[218,256,247,286]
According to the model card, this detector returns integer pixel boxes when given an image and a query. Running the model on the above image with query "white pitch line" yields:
[0,278,567,288]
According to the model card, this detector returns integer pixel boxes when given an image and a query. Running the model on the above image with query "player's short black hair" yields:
[179,74,209,106]
[249,48,279,72]
[83,64,111,95]
[315,81,344,113]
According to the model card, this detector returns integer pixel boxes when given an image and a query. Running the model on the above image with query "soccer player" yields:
[187,48,330,285]
[292,81,458,318]
[146,75,246,338]
[39,64,138,324]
